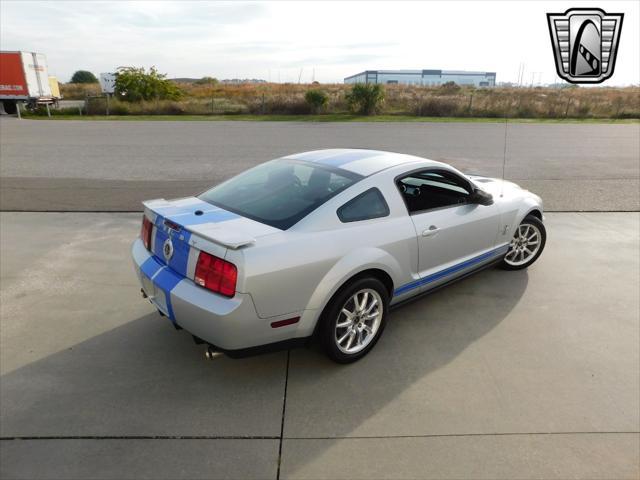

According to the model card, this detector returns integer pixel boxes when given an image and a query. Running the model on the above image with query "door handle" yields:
[422,225,440,237]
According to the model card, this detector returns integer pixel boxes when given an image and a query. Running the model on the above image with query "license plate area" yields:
[141,272,170,317]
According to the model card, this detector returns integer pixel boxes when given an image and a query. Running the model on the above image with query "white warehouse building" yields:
[344,69,496,87]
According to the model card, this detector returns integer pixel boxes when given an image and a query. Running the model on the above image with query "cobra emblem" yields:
[163,238,174,261]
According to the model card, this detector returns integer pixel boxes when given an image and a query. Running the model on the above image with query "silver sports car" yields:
[132,149,546,363]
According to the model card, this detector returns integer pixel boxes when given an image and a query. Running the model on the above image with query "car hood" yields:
[467,175,521,194]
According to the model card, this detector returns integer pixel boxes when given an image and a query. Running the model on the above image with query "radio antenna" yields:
[500,104,509,198]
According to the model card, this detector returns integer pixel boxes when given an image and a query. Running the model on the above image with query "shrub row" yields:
[56,83,640,119]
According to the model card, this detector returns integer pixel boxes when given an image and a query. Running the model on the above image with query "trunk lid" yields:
[143,197,279,279]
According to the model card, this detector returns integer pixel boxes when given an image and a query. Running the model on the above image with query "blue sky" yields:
[1,1,638,85]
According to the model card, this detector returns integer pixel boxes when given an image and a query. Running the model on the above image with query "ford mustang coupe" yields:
[132,149,546,363]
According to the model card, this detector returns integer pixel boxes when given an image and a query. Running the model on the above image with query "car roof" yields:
[281,149,440,176]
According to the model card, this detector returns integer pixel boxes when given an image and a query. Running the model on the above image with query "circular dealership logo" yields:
[163,238,174,261]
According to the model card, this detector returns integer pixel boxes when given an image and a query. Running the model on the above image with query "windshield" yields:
[199,159,362,230]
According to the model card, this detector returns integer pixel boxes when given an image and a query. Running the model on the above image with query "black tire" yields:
[320,277,389,363]
[498,215,547,270]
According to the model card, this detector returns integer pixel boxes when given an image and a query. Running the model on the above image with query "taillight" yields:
[141,215,152,250]
[194,251,237,297]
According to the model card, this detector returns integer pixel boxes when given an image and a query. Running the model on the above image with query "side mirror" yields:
[470,188,493,206]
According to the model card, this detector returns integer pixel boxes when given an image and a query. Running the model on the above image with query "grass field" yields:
[22,113,639,123]
[27,81,640,120]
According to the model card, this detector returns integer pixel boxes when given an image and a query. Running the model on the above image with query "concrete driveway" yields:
[1,211,638,479]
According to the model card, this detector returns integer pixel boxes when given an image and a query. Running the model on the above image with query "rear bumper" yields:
[131,238,292,351]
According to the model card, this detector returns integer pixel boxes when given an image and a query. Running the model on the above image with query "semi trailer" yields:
[0,51,60,114]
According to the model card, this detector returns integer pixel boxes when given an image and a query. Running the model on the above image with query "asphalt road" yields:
[1,118,638,211]
[1,212,638,479]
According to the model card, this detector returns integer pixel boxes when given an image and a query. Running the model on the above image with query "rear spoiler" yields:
[143,198,256,250]
[189,227,256,250]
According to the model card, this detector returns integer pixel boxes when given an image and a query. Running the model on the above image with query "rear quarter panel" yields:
[226,169,419,324]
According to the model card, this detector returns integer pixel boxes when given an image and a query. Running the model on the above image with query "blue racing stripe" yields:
[152,199,213,217]
[152,217,192,277]
[167,230,192,277]
[152,199,239,227]
[153,267,183,321]
[152,217,168,265]
[318,151,382,167]
[140,256,163,279]
[394,245,509,296]
[165,208,238,226]
[150,204,239,278]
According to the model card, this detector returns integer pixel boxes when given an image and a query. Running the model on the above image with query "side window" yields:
[397,170,472,214]
[420,172,471,195]
[337,188,390,223]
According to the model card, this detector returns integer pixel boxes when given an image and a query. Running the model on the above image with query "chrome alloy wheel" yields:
[334,288,383,354]
[505,223,542,267]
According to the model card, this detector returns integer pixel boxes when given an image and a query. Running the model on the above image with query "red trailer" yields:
[0,51,59,114]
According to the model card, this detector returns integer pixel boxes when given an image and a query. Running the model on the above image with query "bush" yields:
[439,81,461,94]
[248,96,311,115]
[414,96,462,117]
[115,66,183,102]
[304,89,328,113]
[194,76,218,86]
[108,101,131,115]
[346,83,384,115]
[60,83,101,99]
[575,104,591,118]
[70,70,98,83]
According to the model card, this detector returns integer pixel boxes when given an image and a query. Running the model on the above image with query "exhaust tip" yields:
[205,347,224,360]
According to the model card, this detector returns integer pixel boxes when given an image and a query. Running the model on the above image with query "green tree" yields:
[304,89,328,113]
[114,66,182,102]
[194,76,219,85]
[346,83,385,115]
[70,70,98,84]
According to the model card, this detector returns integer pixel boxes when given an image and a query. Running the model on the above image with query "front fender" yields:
[501,190,544,240]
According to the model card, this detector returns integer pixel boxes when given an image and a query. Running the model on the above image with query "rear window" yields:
[199,159,361,229]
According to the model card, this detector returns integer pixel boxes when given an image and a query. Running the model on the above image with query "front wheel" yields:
[499,215,546,270]
[320,277,389,363]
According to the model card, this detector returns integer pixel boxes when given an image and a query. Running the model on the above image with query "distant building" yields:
[220,78,266,84]
[344,69,496,87]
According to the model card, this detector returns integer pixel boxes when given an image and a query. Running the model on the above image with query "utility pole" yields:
[530,71,542,87]
[518,63,526,87]
[529,72,543,87]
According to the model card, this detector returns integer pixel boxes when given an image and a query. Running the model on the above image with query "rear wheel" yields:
[320,277,389,363]
[499,215,546,270]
